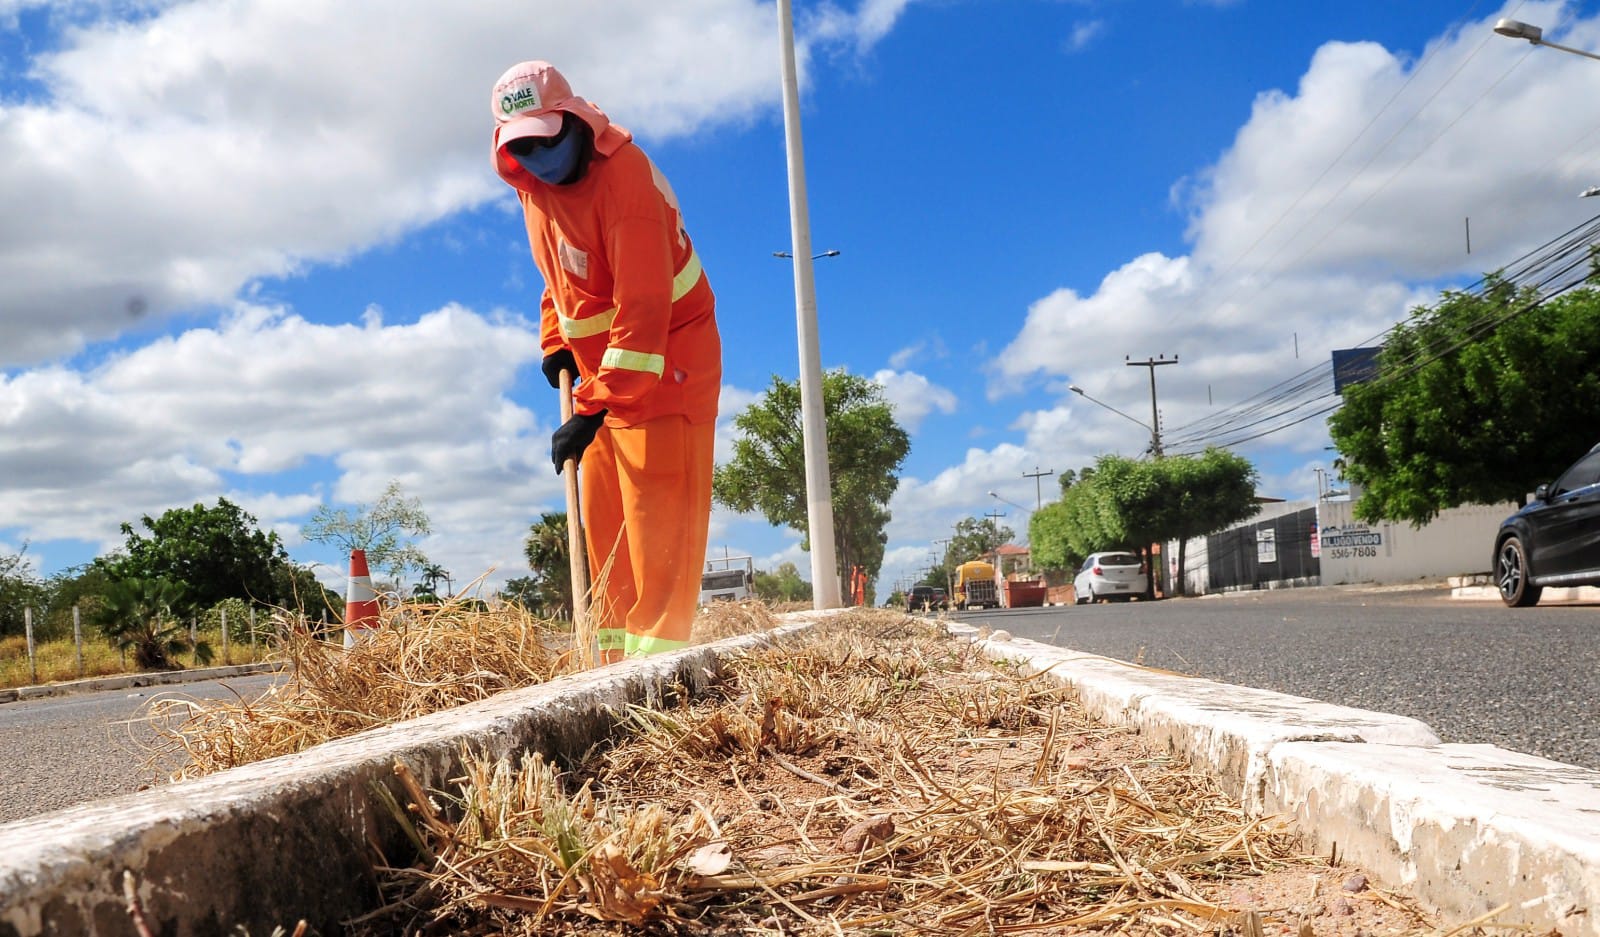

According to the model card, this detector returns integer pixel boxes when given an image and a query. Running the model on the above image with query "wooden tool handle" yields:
[559,369,594,664]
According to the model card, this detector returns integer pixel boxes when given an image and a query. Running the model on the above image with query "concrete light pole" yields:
[777,0,841,608]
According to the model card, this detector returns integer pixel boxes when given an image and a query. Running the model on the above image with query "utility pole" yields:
[1125,354,1179,457]
[1022,466,1053,509]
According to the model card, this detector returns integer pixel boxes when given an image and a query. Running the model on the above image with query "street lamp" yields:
[987,490,1031,518]
[1494,18,1600,62]
[1068,384,1158,455]
[1493,22,1600,205]
[773,249,841,259]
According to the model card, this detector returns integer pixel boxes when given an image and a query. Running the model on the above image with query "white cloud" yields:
[983,6,1600,474]
[0,0,788,366]
[871,368,957,430]
[1065,19,1104,53]
[806,0,921,51]
[0,301,551,583]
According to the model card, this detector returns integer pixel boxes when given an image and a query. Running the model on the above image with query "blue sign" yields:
[1332,347,1382,394]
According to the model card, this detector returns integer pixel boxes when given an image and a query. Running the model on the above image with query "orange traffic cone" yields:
[343,548,380,648]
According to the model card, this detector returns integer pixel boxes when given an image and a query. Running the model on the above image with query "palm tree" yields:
[417,563,451,598]
[93,577,211,670]
[523,512,572,619]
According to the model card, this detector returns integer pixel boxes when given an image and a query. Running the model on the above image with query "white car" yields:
[1074,551,1147,604]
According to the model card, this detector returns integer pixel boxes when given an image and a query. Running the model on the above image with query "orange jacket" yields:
[495,138,721,427]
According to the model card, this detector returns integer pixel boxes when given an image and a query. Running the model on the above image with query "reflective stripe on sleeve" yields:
[559,308,615,339]
[671,251,704,301]
[555,250,703,340]
[625,633,690,657]
[602,347,665,377]
[597,628,627,651]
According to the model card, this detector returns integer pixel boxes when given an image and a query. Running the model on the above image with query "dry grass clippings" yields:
[141,598,781,780]
[361,610,1452,936]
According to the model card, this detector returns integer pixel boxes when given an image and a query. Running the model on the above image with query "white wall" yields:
[1315,500,1517,585]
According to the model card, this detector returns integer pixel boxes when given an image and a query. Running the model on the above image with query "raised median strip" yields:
[2,610,1596,936]
[951,623,1600,937]
[0,661,283,705]
[0,617,818,937]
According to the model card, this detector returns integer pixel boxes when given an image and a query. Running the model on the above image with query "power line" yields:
[1164,212,1600,454]
[1165,209,1600,449]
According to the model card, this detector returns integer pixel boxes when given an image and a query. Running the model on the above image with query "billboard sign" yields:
[1332,347,1382,394]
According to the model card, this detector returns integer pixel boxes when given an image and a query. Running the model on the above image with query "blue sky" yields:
[3,0,1599,597]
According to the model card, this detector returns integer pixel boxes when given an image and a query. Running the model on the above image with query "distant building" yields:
[991,543,1032,578]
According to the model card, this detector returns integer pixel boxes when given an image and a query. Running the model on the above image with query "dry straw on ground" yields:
[358,611,1458,937]
[144,598,781,779]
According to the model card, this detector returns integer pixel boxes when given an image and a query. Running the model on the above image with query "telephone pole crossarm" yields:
[1125,354,1180,457]
[1022,466,1054,510]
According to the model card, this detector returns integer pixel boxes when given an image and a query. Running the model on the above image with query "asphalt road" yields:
[0,673,280,824]
[953,585,1600,771]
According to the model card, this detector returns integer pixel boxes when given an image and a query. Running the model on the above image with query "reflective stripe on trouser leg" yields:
[578,425,637,665]
[610,415,714,658]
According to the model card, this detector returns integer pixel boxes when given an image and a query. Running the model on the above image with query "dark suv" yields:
[908,586,949,611]
[1494,442,1600,606]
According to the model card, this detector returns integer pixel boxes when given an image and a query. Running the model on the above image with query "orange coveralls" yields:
[495,132,721,660]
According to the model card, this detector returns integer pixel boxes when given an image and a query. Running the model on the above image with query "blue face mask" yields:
[509,121,586,185]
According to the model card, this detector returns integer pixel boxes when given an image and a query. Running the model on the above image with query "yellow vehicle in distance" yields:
[952,560,1000,610]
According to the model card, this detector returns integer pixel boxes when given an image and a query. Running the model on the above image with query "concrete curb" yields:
[0,662,283,705]
[950,623,1600,937]
[1447,574,1600,602]
[0,617,820,937]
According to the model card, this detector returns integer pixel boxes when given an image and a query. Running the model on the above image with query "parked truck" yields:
[952,560,1000,609]
[699,555,755,605]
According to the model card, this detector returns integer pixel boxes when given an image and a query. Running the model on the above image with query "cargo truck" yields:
[952,560,1000,609]
[699,555,755,604]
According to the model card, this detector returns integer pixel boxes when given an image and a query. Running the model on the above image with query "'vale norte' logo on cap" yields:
[500,83,542,116]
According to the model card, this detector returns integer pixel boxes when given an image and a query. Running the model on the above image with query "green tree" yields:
[0,544,51,640]
[752,562,813,603]
[499,576,543,610]
[713,370,910,599]
[92,577,211,670]
[1140,450,1259,595]
[32,564,111,642]
[270,562,342,620]
[1329,279,1600,525]
[943,517,1015,568]
[301,480,433,586]
[522,512,573,619]
[416,562,452,600]
[1028,451,1257,596]
[96,499,291,613]
[1030,464,1124,574]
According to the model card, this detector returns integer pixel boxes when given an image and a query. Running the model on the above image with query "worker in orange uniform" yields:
[491,61,721,662]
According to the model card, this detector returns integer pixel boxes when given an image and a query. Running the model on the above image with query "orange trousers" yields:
[579,414,714,661]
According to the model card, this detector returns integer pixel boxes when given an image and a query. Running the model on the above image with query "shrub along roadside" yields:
[0,629,275,690]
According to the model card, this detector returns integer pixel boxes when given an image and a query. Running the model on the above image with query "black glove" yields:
[541,348,578,389]
[552,410,607,473]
